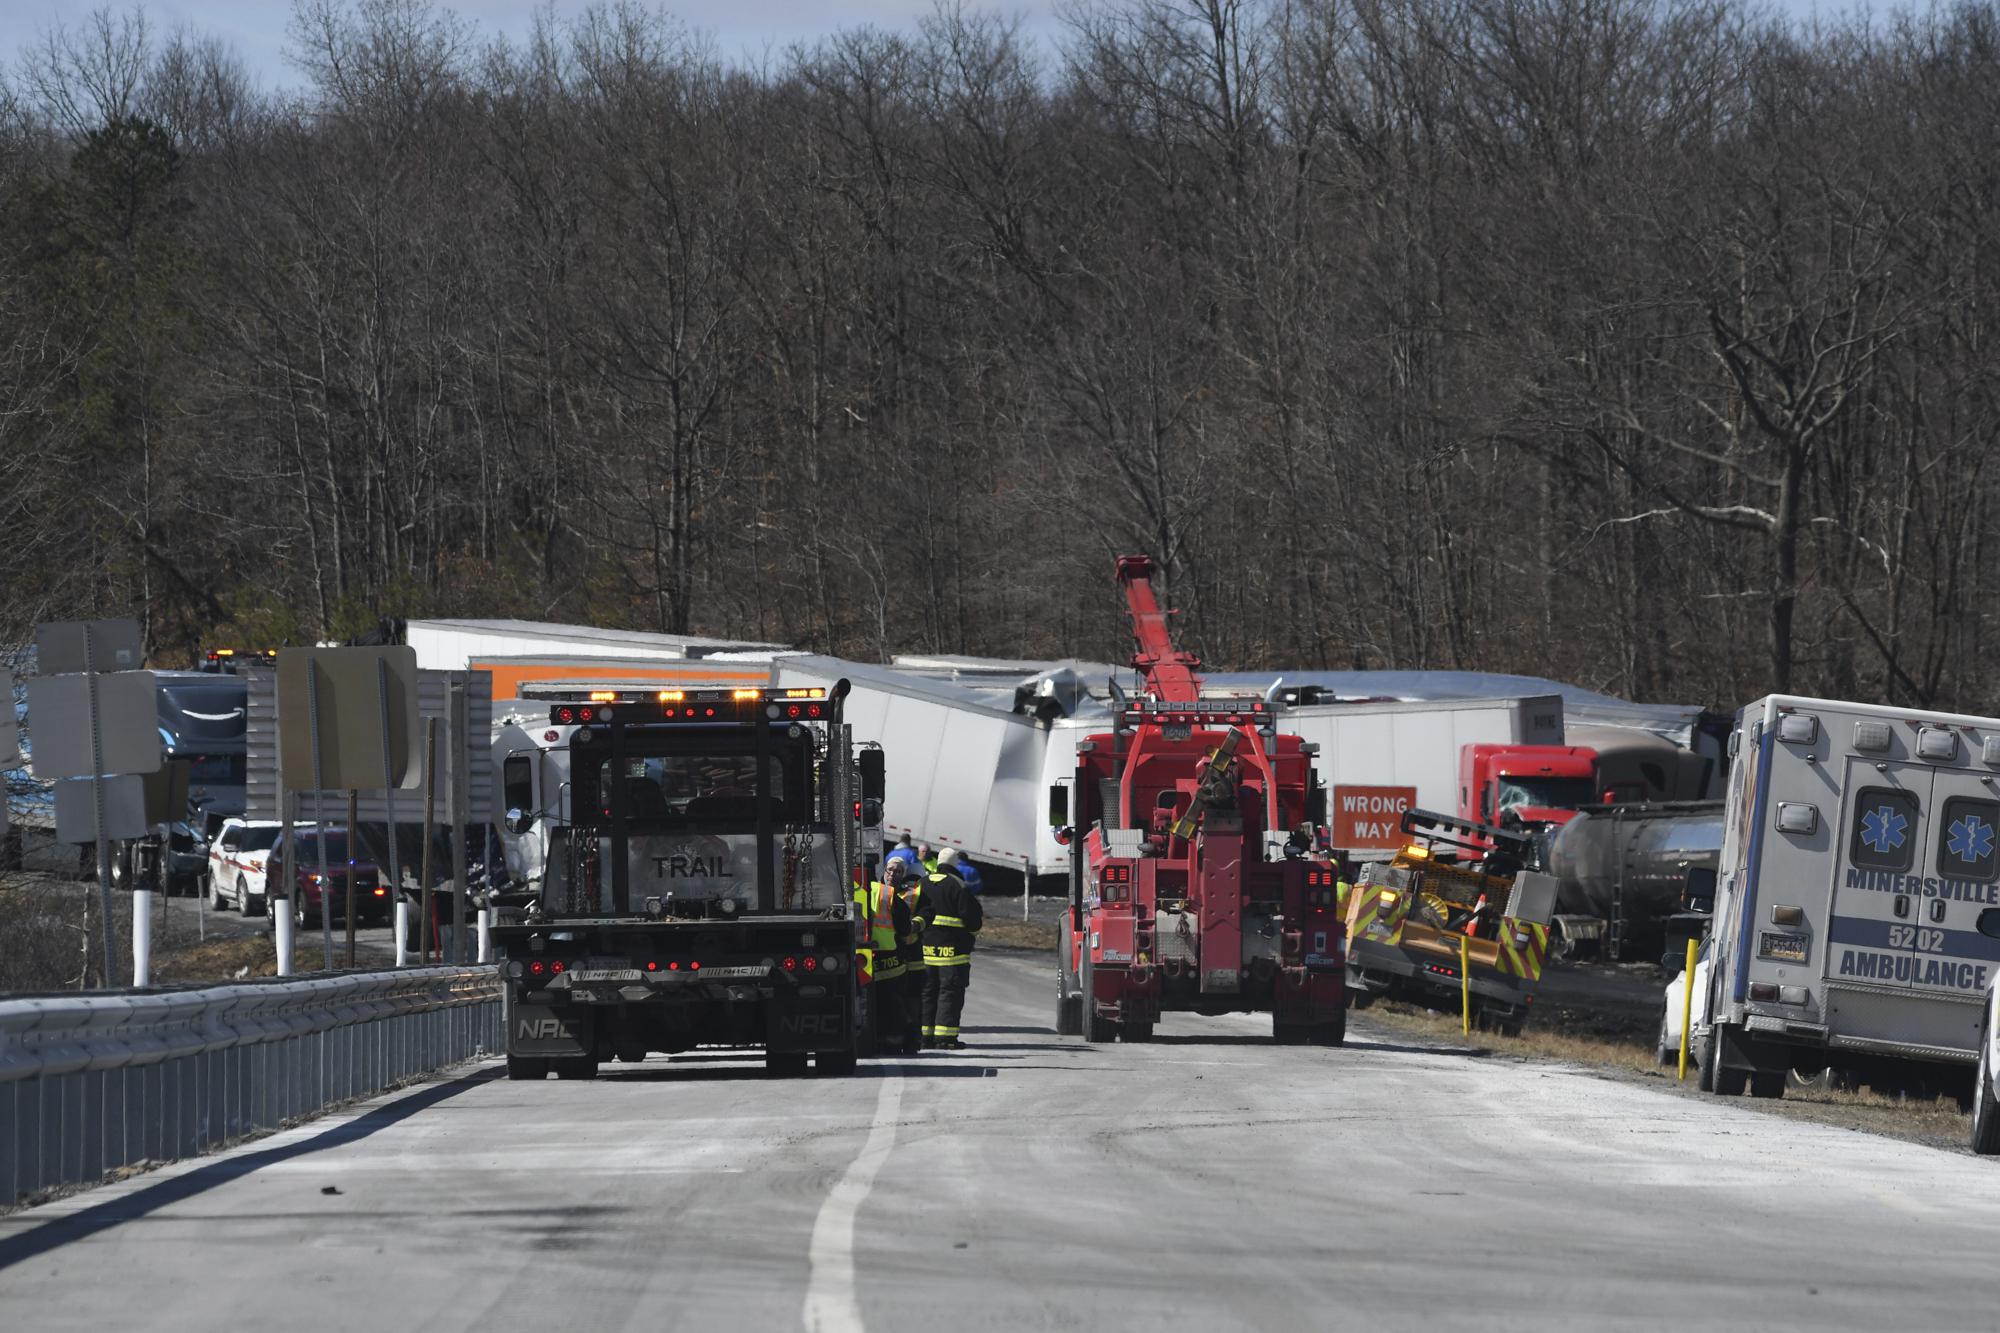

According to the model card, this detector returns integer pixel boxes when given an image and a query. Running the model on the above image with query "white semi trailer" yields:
[776,656,1578,880]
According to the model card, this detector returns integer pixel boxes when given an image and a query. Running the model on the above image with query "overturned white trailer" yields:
[774,656,1063,877]
[384,624,1725,889]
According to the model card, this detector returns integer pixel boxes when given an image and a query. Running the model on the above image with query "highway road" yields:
[6,952,2000,1331]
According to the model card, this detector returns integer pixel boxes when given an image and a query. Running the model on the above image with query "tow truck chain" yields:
[781,827,801,911]
[792,828,816,910]
[574,836,600,917]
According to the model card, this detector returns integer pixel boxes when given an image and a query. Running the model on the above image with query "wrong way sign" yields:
[1331,785,1417,849]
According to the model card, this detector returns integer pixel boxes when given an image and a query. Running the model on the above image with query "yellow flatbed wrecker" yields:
[1342,809,1559,1035]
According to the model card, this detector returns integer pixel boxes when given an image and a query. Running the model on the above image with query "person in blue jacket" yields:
[939,847,983,893]
[884,834,921,878]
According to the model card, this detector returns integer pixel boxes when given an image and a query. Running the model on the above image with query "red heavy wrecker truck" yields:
[1051,556,1347,1045]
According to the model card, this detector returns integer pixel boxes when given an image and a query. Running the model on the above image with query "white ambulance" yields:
[1688,694,2000,1099]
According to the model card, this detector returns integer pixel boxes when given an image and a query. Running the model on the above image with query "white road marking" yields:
[802,1071,905,1333]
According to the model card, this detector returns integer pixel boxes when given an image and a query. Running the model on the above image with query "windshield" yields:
[1496,776,1595,813]
[239,826,281,852]
[293,832,351,861]
[593,752,803,828]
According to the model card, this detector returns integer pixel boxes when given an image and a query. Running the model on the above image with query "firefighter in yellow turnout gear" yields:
[912,849,983,1050]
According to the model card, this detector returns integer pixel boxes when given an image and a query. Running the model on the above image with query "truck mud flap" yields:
[511,1004,594,1057]
[766,997,852,1053]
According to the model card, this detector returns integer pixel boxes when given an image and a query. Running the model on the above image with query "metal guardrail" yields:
[0,966,500,1208]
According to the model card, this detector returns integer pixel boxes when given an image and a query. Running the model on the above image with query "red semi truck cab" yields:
[1458,743,1600,833]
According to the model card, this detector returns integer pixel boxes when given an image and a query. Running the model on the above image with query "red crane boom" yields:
[1116,554,1202,704]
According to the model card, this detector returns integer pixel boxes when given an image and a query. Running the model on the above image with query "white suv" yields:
[206,819,293,917]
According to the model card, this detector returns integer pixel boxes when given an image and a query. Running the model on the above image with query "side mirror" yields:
[1977,908,2000,940]
[859,748,885,803]
[1048,783,1069,827]
[1682,865,1717,915]
[1305,785,1327,826]
[504,807,533,835]
[858,797,883,828]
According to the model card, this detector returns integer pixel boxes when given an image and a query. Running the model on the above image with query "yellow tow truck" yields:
[1343,809,1559,1035]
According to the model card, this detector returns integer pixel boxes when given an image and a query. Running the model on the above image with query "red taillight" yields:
[689,960,701,971]
[555,707,575,724]
[783,956,798,971]
[803,956,818,972]
[529,960,546,976]
[645,960,659,972]
[551,960,566,974]
[667,961,679,970]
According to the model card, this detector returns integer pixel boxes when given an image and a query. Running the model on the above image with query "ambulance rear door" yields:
[1823,723,1997,1057]
[1899,756,2000,1048]
[1821,749,1934,1045]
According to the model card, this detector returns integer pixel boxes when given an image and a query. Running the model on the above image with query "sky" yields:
[0,1,1071,90]
[0,0,1877,98]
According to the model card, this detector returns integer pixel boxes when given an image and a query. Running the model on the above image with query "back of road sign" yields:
[25,672,162,779]
[36,619,143,676]
[54,774,149,843]
[277,647,421,791]
[0,667,19,768]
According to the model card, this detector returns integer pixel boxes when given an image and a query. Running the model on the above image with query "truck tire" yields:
[1706,1023,1747,1096]
[1973,1022,2000,1155]
[766,1050,810,1077]
[1749,1070,1786,1099]
[1311,1006,1347,1047]
[1080,950,1117,1044]
[1121,1020,1153,1043]
[1055,935,1082,1037]
[816,1047,858,1076]
[506,1055,549,1081]
[555,1056,597,1080]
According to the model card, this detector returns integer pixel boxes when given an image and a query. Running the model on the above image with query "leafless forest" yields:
[1,0,1997,710]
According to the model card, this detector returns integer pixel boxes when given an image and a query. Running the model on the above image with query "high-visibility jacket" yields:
[913,868,982,966]
[868,880,908,981]
[853,882,894,983]
[895,883,925,972]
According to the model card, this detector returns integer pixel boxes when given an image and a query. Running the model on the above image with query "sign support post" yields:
[307,658,336,972]
[83,628,118,983]
[420,718,437,963]
[378,657,406,966]
[275,790,295,975]
[449,677,469,965]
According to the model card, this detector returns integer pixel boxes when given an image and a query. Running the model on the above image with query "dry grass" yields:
[1361,999,1974,1150]
[1368,1000,1663,1073]
[152,933,392,983]
[978,917,1059,952]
